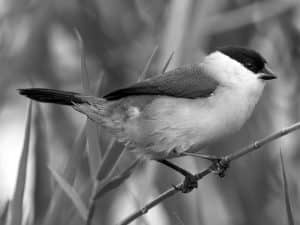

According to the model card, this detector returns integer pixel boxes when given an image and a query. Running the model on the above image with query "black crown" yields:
[218,46,266,74]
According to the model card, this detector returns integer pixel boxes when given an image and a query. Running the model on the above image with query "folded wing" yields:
[104,64,219,100]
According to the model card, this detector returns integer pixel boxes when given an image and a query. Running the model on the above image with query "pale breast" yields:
[122,96,219,158]
[125,84,263,159]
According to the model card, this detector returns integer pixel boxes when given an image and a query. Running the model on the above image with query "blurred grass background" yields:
[1,0,300,224]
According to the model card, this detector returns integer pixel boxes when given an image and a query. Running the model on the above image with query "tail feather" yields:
[18,88,87,105]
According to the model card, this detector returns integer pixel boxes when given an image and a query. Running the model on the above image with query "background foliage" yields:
[1,0,300,224]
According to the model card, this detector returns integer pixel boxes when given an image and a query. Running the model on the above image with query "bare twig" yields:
[225,121,300,162]
[118,169,211,225]
[118,121,300,225]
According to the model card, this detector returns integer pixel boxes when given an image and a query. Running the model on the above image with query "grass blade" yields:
[94,159,140,199]
[162,51,174,73]
[138,45,158,81]
[96,140,125,180]
[7,101,32,225]
[75,29,101,178]
[32,103,52,224]
[87,141,125,225]
[43,125,87,225]
[48,166,89,221]
[86,156,139,225]
[75,29,91,93]
[86,120,101,178]
[280,150,295,225]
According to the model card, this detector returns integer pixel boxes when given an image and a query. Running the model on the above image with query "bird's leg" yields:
[156,159,198,193]
[181,152,230,178]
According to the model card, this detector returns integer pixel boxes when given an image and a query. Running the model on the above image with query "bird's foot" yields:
[181,152,230,177]
[173,174,198,193]
[156,159,198,193]
[209,157,229,178]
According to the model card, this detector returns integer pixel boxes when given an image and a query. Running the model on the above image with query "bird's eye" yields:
[245,62,253,69]
[244,62,258,72]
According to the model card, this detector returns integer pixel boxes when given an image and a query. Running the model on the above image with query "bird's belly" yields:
[105,87,260,159]
[123,95,246,159]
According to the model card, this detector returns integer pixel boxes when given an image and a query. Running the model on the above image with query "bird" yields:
[19,46,276,193]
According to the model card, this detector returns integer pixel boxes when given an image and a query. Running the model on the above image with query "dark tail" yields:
[18,88,87,105]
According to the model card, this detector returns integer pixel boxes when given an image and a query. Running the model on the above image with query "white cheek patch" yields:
[202,51,257,84]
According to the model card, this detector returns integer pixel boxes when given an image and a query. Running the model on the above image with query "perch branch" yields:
[118,121,300,225]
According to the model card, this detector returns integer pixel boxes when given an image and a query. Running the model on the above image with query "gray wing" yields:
[103,64,219,100]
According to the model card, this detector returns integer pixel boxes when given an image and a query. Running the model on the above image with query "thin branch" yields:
[118,121,300,225]
[225,121,300,162]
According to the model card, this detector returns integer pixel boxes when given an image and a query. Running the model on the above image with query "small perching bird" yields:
[19,46,276,192]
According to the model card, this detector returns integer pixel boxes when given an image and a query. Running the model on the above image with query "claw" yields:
[175,174,198,193]
[181,152,230,178]
[210,158,230,178]
[156,159,198,193]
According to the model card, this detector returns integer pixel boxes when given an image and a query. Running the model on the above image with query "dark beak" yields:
[258,65,277,80]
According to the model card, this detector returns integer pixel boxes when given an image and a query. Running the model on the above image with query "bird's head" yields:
[200,46,276,89]
[218,46,276,81]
